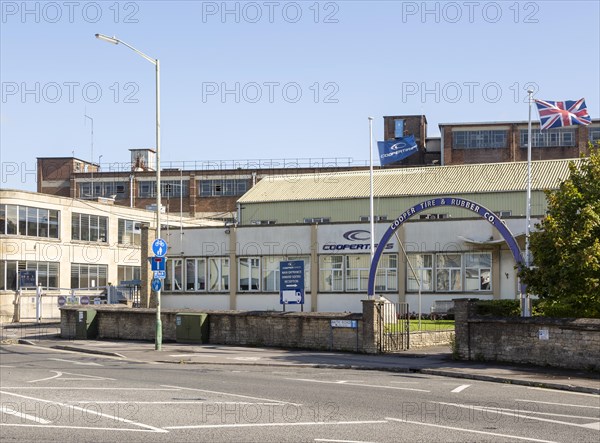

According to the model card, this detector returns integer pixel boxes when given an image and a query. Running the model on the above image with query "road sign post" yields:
[279,260,305,312]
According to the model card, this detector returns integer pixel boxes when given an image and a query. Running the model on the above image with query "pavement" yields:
[2,321,599,395]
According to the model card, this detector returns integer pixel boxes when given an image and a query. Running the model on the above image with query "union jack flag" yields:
[534,98,592,130]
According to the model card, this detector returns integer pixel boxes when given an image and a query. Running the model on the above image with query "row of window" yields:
[0,205,59,238]
[452,127,599,149]
[0,253,492,294]
[0,261,59,290]
[407,252,492,292]
[164,254,400,294]
[79,178,250,200]
[0,261,141,291]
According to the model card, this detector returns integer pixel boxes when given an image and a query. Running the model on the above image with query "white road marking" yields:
[451,384,471,393]
[168,354,216,358]
[29,371,115,383]
[435,401,600,430]
[514,399,600,409]
[165,420,388,430]
[315,439,378,443]
[48,358,102,366]
[68,401,282,405]
[161,384,302,406]
[0,365,15,368]
[386,417,559,443]
[228,356,261,361]
[0,390,167,433]
[0,423,161,432]
[0,405,51,424]
[286,378,430,393]
[582,422,600,430]
[526,387,600,397]
[7,387,179,391]
[389,381,419,384]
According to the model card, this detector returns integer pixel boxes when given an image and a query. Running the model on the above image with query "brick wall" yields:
[59,304,375,353]
[453,299,600,370]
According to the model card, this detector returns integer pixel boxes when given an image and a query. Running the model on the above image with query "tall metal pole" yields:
[523,89,533,317]
[368,117,375,299]
[95,33,163,349]
[155,59,162,350]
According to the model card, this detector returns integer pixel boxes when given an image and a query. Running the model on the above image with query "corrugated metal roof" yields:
[239,159,583,203]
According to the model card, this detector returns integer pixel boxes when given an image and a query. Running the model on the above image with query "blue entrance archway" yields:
[367,197,524,296]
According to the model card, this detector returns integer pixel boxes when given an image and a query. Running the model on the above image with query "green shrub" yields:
[475,300,521,317]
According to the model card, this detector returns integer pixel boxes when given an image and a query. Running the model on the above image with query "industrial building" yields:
[158,158,580,314]
[36,117,599,222]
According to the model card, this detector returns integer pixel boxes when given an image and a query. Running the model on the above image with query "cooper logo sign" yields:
[343,230,370,241]
[323,230,393,251]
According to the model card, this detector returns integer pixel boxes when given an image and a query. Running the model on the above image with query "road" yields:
[1,343,599,442]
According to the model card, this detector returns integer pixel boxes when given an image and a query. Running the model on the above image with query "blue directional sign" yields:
[279,260,305,305]
[153,270,166,280]
[151,278,162,292]
[152,238,168,257]
[150,257,166,271]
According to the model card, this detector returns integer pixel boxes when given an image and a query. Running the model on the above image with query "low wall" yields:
[409,330,454,348]
[454,299,600,371]
[60,305,368,353]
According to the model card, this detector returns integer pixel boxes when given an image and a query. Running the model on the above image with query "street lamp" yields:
[95,33,163,350]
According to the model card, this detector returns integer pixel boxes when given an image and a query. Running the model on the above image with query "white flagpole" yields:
[369,117,375,300]
[523,89,533,317]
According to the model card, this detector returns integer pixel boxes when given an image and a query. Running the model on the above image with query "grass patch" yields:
[384,320,454,332]
[409,320,454,331]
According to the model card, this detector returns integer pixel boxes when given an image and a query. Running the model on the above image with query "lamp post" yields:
[95,33,163,350]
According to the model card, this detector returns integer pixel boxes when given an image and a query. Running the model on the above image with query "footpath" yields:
[2,322,599,395]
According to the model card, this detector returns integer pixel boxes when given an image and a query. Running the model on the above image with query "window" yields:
[139,180,189,198]
[166,257,228,292]
[117,266,140,284]
[262,256,310,293]
[465,253,492,291]
[209,258,229,292]
[589,127,600,144]
[320,254,397,292]
[407,254,434,292]
[71,264,107,289]
[436,253,462,291]
[199,179,248,197]
[79,181,127,199]
[345,255,370,292]
[320,255,344,291]
[118,219,141,246]
[452,130,508,149]
[239,257,260,291]
[71,213,108,242]
[0,261,59,290]
[407,252,492,293]
[520,128,576,147]
[185,258,206,291]
[0,205,59,239]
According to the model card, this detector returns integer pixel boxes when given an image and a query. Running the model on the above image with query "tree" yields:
[520,144,600,317]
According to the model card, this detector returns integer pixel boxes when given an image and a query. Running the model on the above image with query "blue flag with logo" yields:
[377,135,418,166]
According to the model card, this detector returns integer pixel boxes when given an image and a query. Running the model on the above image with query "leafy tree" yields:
[519,144,600,317]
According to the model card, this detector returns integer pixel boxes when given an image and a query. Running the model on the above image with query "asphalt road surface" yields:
[1,344,599,442]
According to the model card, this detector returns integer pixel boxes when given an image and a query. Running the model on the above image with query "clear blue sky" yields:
[1,1,599,191]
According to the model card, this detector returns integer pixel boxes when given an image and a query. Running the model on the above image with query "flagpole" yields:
[368,117,375,300]
[523,89,533,317]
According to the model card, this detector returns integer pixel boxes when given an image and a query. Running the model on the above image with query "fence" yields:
[376,301,409,352]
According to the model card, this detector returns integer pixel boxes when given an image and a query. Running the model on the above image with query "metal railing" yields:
[99,157,367,173]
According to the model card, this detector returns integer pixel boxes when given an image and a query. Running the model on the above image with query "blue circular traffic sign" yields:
[152,238,168,257]
[151,278,162,292]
